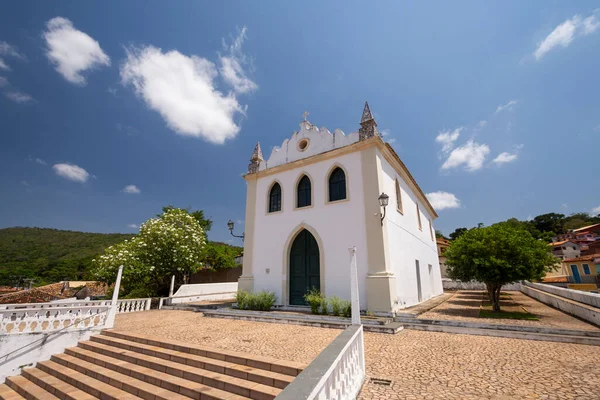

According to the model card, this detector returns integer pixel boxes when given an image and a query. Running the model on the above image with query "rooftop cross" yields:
[302,111,309,121]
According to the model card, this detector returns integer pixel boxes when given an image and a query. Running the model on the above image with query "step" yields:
[5,375,59,400]
[37,359,143,400]
[21,368,97,400]
[53,352,253,400]
[0,383,26,400]
[102,330,304,376]
[88,334,293,389]
[66,344,276,400]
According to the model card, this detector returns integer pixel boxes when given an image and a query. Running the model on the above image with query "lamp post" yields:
[378,193,389,226]
[227,220,245,242]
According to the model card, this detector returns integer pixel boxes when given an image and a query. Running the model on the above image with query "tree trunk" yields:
[485,282,503,312]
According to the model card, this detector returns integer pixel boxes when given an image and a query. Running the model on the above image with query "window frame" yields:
[326,164,348,204]
[416,203,423,231]
[582,264,591,275]
[267,181,283,214]
[395,178,403,214]
[295,173,313,209]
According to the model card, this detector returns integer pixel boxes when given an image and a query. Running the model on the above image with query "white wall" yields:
[0,329,100,383]
[378,150,443,308]
[249,151,370,309]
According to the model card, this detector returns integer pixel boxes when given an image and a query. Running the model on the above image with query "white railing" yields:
[116,298,152,313]
[0,298,151,314]
[277,324,366,400]
[0,305,110,335]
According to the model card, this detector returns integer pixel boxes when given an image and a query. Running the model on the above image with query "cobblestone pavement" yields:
[418,290,599,331]
[116,311,600,399]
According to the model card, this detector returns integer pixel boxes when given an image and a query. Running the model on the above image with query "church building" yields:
[238,103,443,314]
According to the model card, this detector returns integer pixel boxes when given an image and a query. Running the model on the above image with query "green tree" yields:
[444,222,557,312]
[449,227,468,241]
[435,230,446,239]
[201,242,240,270]
[161,205,213,233]
[92,208,206,297]
[532,213,565,235]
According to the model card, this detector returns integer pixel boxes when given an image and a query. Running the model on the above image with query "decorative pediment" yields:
[261,119,359,171]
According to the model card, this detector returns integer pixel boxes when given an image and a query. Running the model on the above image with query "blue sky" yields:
[1,2,599,243]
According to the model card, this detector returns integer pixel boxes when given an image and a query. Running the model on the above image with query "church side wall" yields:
[377,151,444,308]
[250,151,370,309]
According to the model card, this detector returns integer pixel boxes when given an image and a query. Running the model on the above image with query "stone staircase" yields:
[0,330,305,400]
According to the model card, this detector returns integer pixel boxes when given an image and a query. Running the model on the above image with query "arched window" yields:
[297,175,311,208]
[395,179,403,213]
[328,167,346,202]
[268,182,281,213]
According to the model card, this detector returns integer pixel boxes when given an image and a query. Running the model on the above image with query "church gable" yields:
[261,117,359,171]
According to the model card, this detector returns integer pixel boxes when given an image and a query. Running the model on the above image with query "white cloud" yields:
[582,15,599,35]
[0,41,25,71]
[127,223,139,229]
[492,152,518,164]
[387,138,397,144]
[0,76,7,87]
[107,87,117,96]
[21,180,30,187]
[380,129,391,137]
[219,27,257,94]
[562,203,569,209]
[35,158,47,165]
[495,100,518,114]
[592,205,600,215]
[441,140,490,171]
[122,184,141,194]
[52,163,89,183]
[534,14,599,60]
[476,120,487,129]
[121,45,246,144]
[43,17,110,85]
[426,191,461,211]
[435,127,462,153]
[5,91,34,104]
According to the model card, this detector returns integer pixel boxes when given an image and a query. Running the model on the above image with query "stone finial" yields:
[248,142,264,174]
[359,101,378,140]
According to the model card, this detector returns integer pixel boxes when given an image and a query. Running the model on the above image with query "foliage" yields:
[342,300,352,318]
[235,290,276,311]
[445,223,558,312]
[0,227,133,286]
[161,205,213,233]
[202,242,241,270]
[449,227,468,241]
[479,310,538,320]
[304,288,325,314]
[92,208,206,297]
[329,296,342,316]
[320,297,328,315]
[435,230,447,239]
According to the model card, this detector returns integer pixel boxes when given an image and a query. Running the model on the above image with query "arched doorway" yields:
[289,229,320,305]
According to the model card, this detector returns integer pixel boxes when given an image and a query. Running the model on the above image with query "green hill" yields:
[0,227,134,286]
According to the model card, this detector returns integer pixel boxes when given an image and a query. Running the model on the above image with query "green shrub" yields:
[320,297,328,315]
[236,290,276,311]
[304,288,324,314]
[342,300,352,318]
[329,296,342,316]
[235,290,249,309]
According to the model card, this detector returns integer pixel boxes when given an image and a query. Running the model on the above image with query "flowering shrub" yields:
[92,208,206,296]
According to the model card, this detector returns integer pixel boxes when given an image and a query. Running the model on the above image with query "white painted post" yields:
[169,275,175,297]
[348,246,361,325]
[145,298,151,311]
[105,265,124,329]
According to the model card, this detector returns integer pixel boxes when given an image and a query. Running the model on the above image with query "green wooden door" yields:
[289,229,320,305]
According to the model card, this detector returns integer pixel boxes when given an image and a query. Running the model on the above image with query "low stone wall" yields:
[190,267,242,284]
[442,279,521,291]
[520,284,600,327]
[523,282,600,308]
[159,282,238,308]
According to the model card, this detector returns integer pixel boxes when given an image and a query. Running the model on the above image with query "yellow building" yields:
[561,254,600,290]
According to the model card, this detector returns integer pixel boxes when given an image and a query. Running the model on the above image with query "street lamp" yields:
[378,193,389,226]
[227,220,245,242]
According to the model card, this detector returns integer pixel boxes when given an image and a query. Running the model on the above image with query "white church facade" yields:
[238,103,443,314]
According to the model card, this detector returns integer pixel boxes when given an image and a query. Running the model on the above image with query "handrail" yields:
[0,307,110,362]
[277,325,365,399]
